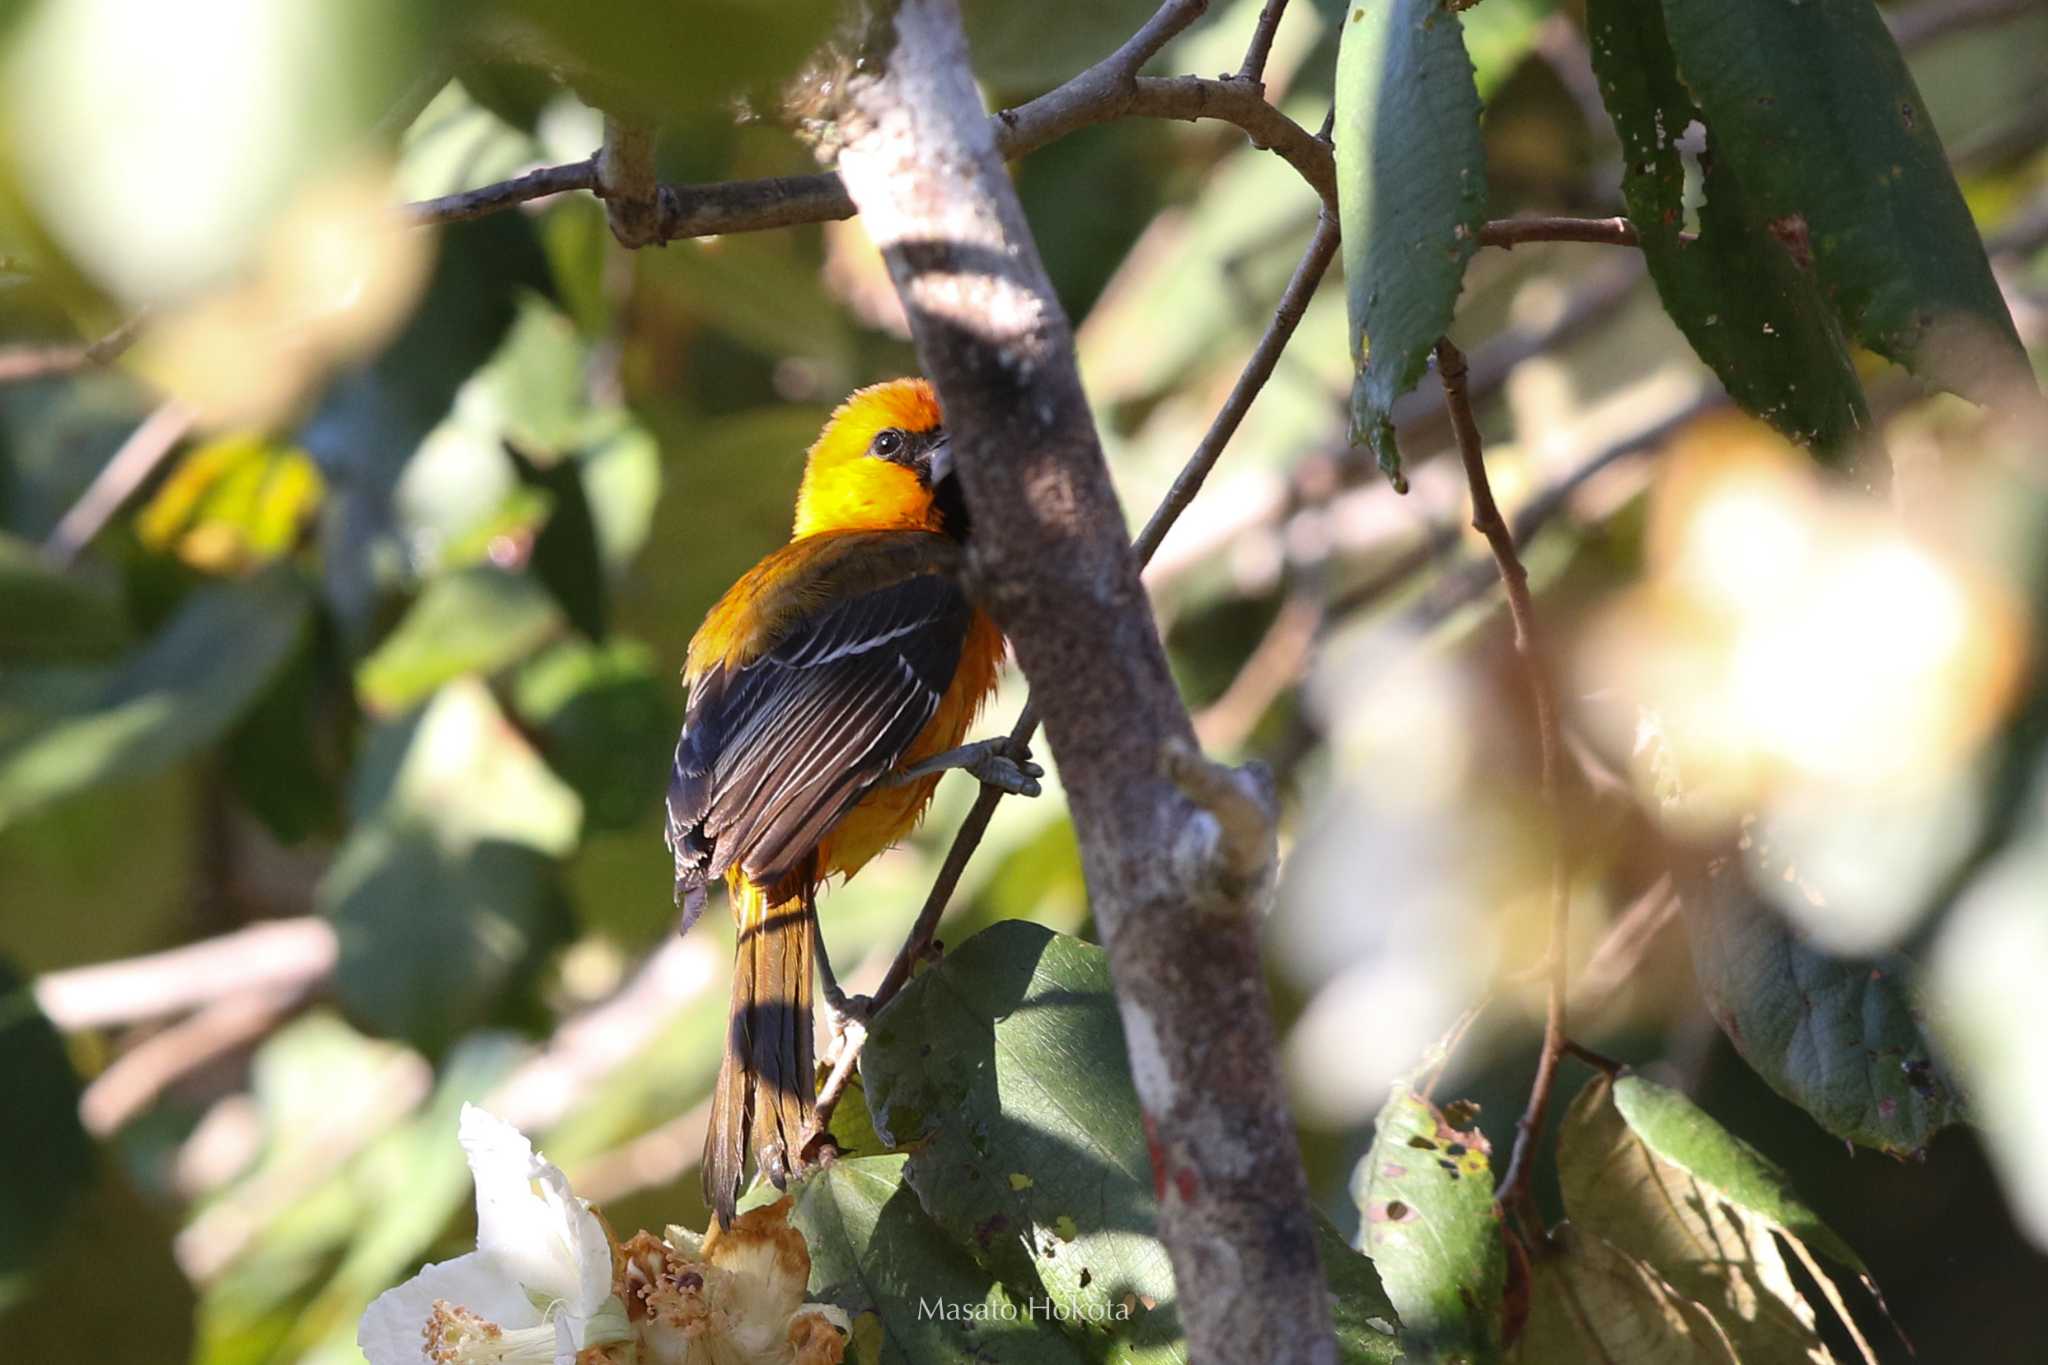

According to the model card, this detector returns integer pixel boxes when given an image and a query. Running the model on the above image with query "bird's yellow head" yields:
[793,378,964,540]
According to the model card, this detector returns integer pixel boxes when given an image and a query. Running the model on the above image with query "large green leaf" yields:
[0,568,310,827]
[1586,0,1869,458]
[0,960,93,1311]
[320,679,579,1051]
[788,1155,1093,1365]
[1680,843,1964,1156]
[354,565,563,715]
[1351,1084,1504,1365]
[1337,0,1488,490]
[861,920,1402,1364]
[1659,0,2032,408]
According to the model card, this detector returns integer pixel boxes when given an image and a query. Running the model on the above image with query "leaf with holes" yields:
[1658,0,2031,408]
[1336,0,1488,491]
[1586,0,1868,459]
[1351,1084,1503,1364]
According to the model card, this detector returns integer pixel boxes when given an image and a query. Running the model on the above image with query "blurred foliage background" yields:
[0,0,2044,1360]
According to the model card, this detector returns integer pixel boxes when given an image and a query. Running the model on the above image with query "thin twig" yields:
[0,311,148,385]
[1238,0,1292,83]
[40,398,197,568]
[34,917,338,1031]
[1477,216,1639,250]
[402,156,599,225]
[1570,874,1679,1020]
[811,206,1343,1140]
[1433,337,1569,1220]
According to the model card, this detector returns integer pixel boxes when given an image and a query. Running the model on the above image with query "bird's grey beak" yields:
[924,432,953,488]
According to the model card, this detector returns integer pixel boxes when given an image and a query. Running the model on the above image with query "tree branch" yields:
[1433,338,1570,1222]
[1238,0,1292,83]
[811,207,1340,1134]
[824,3,1335,1358]
[1477,215,1639,250]
[0,310,149,384]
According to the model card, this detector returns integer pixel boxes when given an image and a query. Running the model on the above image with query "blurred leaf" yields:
[321,679,579,1051]
[1462,0,1551,99]
[506,444,608,641]
[864,920,1402,1364]
[480,293,589,461]
[1509,1223,1738,1365]
[225,623,345,843]
[1550,1074,1866,1363]
[136,432,325,572]
[0,959,92,1310]
[1659,0,2033,408]
[1,1160,194,1360]
[0,568,310,827]
[354,565,563,715]
[960,0,1166,93]
[1680,840,1964,1156]
[1351,1083,1504,1365]
[481,0,836,124]
[786,1154,1092,1364]
[510,638,671,837]
[1587,0,1869,458]
[0,530,127,663]
[1337,0,1487,490]
[300,214,551,638]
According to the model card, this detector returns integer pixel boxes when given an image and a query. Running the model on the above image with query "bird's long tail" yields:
[704,874,815,1226]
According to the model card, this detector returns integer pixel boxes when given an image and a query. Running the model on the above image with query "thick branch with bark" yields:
[824,2,1337,1360]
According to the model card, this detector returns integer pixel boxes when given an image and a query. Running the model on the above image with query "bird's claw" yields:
[967,738,1043,797]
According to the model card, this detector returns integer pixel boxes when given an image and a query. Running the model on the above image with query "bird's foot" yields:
[963,736,1043,796]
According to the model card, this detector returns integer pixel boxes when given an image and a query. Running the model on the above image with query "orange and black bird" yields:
[666,378,1031,1224]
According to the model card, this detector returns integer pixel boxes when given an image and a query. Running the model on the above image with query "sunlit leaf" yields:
[1658,0,2033,407]
[1586,0,1868,458]
[1351,1083,1504,1364]
[786,1155,1092,1364]
[0,568,310,826]
[136,432,325,572]
[511,638,673,835]
[321,679,579,1051]
[1336,0,1487,490]
[355,565,563,715]
[1509,1224,1737,1365]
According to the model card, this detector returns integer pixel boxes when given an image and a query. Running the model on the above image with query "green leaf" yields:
[961,0,1166,92]
[354,565,563,715]
[510,638,672,837]
[1680,844,1963,1156]
[862,920,1402,1364]
[1608,1076,1868,1278]
[1554,1075,1854,1363]
[0,532,127,664]
[0,569,310,827]
[1337,0,1488,490]
[790,1155,1094,1365]
[1658,0,2032,408]
[1586,0,1869,457]
[321,679,579,1051]
[1351,1084,1504,1364]
[0,960,93,1310]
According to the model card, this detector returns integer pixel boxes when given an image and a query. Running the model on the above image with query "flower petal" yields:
[459,1104,613,1317]
[358,1251,542,1365]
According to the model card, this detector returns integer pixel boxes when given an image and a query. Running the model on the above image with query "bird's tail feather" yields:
[704,875,815,1226]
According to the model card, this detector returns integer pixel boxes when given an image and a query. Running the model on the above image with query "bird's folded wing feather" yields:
[666,569,970,925]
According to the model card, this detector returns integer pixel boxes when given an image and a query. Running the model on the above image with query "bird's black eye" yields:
[871,428,906,460]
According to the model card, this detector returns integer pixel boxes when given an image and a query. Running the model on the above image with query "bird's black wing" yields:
[665,571,971,927]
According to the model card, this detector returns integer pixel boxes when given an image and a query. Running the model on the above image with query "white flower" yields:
[359,1105,631,1365]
